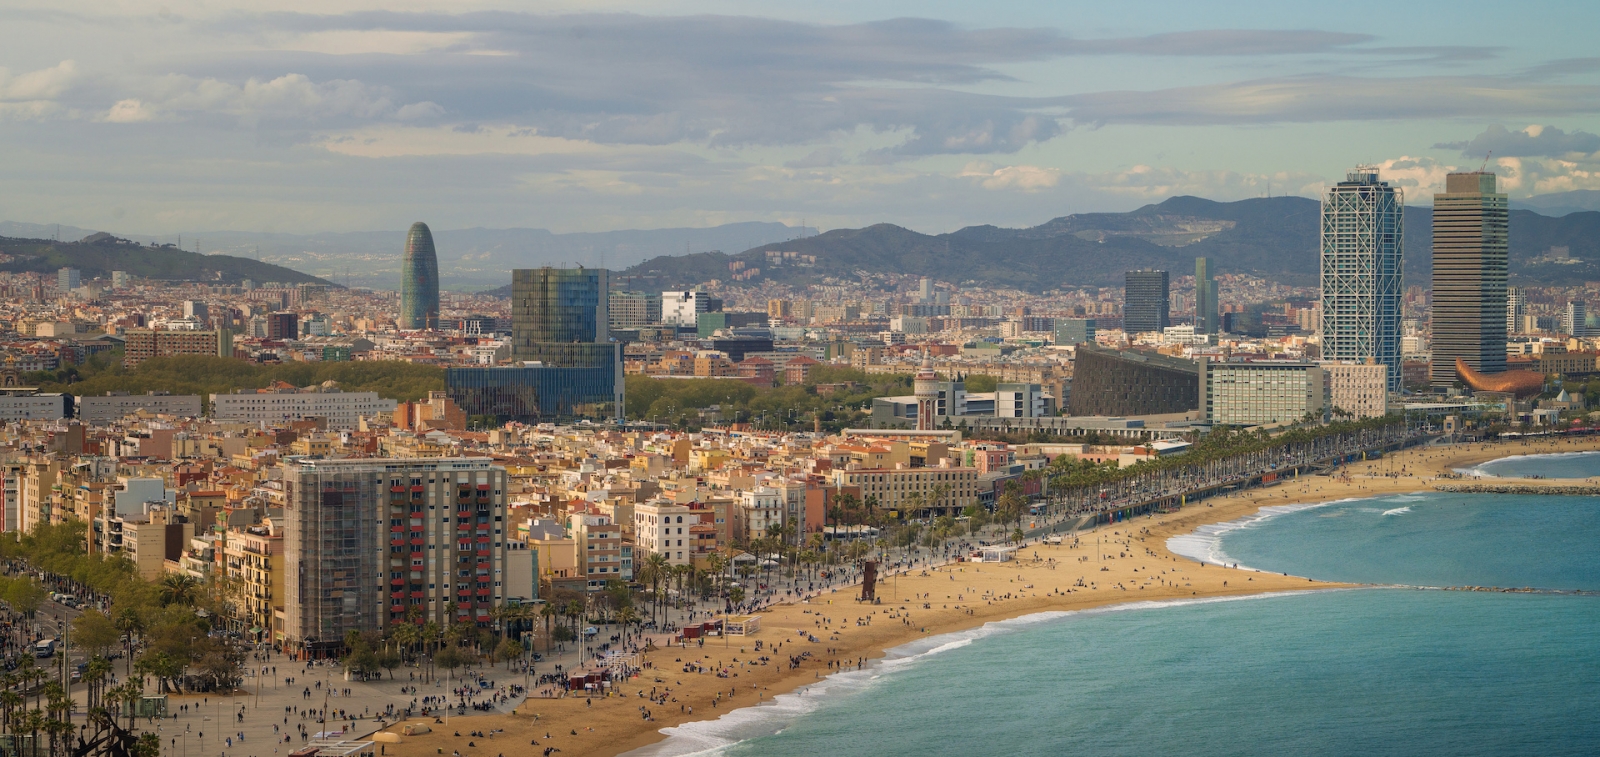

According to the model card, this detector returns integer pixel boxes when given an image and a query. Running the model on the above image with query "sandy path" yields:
[381,435,1600,757]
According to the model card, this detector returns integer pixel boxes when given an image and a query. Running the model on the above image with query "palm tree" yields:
[539,603,558,654]
[17,708,44,757]
[157,575,199,607]
[0,689,23,736]
[639,553,671,628]
[113,608,142,677]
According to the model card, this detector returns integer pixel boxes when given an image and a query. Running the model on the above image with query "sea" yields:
[625,452,1600,757]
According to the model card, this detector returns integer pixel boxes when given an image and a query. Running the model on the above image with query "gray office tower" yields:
[1124,270,1170,335]
[1321,167,1404,392]
[1194,258,1218,335]
[1431,172,1508,387]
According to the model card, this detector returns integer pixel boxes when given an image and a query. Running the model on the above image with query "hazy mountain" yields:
[612,196,1600,292]
[0,233,330,287]
[0,221,814,291]
[1514,190,1600,217]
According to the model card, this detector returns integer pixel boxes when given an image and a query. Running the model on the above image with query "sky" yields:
[3,0,1600,237]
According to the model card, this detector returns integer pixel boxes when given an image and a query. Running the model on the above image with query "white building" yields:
[1322,362,1390,420]
[662,291,712,327]
[1200,360,1326,427]
[211,388,396,429]
[78,393,203,424]
[995,383,1049,418]
[738,487,783,542]
[633,500,695,566]
[0,391,67,422]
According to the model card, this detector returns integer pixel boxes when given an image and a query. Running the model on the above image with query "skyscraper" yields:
[448,267,623,422]
[1320,167,1404,392]
[1565,301,1588,337]
[1507,287,1526,335]
[399,222,439,330]
[1124,270,1170,335]
[1431,172,1508,387]
[1194,257,1218,335]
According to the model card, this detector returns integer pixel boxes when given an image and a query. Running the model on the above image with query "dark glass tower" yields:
[1124,269,1170,335]
[400,222,439,330]
[448,267,622,422]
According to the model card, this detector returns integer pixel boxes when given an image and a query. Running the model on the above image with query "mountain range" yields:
[611,196,1600,292]
[0,233,329,287]
[0,221,813,291]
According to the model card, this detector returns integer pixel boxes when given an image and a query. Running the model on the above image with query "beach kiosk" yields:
[978,545,1017,563]
[725,615,761,636]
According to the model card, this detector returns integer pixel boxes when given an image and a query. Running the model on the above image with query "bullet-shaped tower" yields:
[400,222,439,330]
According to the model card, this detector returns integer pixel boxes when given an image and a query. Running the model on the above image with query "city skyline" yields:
[4,2,1600,236]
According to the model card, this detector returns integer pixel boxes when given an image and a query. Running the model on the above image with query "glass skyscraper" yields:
[1320,167,1404,392]
[449,266,623,422]
[1194,257,1218,335]
[1124,269,1170,335]
[399,222,439,330]
[1431,172,1508,387]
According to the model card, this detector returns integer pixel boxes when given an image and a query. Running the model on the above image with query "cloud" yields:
[107,73,440,127]
[102,98,154,122]
[959,162,1061,191]
[1369,156,1459,195]
[1435,124,1600,157]
[0,60,77,120]
[785,147,845,169]
[1062,75,1600,126]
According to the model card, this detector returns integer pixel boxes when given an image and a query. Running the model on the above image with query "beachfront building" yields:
[1323,362,1391,420]
[1201,360,1326,427]
[829,463,980,518]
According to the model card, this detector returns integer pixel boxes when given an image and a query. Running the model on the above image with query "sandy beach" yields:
[382,434,1600,757]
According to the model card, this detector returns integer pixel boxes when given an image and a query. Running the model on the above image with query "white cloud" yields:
[1369,156,1459,196]
[959,162,1061,191]
[102,98,155,123]
[0,60,77,120]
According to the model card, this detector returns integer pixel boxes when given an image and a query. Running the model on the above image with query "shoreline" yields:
[384,436,1600,757]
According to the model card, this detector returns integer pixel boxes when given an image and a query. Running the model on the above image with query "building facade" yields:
[1067,345,1199,417]
[1322,362,1390,419]
[77,393,203,424]
[609,291,662,329]
[1201,360,1326,427]
[829,464,979,518]
[1320,167,1404,392]
[211,389,397,429]
[399,222,441,330]
[662,291,713,327]
[123,328,232,368]
[1053,318,1096,346]
[282,458,509,656]
[1124,270,1170,335]
[1431,172,1509,386]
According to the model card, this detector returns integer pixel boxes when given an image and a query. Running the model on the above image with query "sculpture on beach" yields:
[1456,357,1545,398]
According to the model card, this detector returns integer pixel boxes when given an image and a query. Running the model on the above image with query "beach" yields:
[382,434,1600,757]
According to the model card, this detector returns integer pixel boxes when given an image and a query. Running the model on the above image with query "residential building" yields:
[737,487,783,542]
[1431,171,1509,386]
[570,513,626,591]
[1323,362,1390,419]
[829,463,980,518]
[211,387,396,429]
[1320,167,1404,392]
[224,519,283,641]
[77,393,204,424]
[122,328,232,368]
[282,458,509,656]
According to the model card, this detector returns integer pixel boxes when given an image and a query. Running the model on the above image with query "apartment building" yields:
[828,463,980,517]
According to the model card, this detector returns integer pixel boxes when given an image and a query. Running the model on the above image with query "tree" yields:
[376,650,402,679]
[433,646,467,680]
[157,575,200,607]
[72,611,120,656]
[494,639,522,668]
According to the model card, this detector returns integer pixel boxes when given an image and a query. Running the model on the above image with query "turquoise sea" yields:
[1470,449,1600,479]
[628,452,1600,756]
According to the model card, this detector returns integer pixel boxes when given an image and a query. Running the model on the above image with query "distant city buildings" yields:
[1123,270,1170,335]
[57,268,80,291]
[1053,318,1096,346]
[1431,172,1508,386]
[399,222,440,331]
[1320,167,1404,392]
[211,386,397,429]
[122,327,232,368]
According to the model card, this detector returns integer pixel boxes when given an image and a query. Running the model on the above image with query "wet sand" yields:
[382,435,1600,757]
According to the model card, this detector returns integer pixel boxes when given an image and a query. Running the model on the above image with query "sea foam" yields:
[1165,498,1361,570]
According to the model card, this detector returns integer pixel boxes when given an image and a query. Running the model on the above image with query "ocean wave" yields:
[1165,498,1363,569]
[1382,507,1411,516]
[1459,450,1600,478]
[620,592,1341,757]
